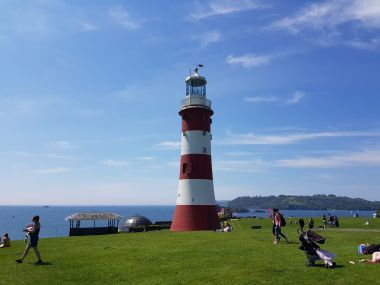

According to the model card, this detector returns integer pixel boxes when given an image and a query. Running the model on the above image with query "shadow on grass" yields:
[312,264,344,269]
[34,261,52,266]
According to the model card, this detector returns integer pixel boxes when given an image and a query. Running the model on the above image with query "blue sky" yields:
[1,0,380,205]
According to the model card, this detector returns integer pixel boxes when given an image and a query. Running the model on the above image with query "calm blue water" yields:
[0,205,175,240]
[0,206,375,240]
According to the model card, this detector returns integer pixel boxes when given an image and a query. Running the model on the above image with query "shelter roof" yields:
[65,212,123,221]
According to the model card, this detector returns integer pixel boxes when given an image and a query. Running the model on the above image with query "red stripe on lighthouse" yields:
[180,108,213,132]
[171,205,219,231]
[179,154,213,180]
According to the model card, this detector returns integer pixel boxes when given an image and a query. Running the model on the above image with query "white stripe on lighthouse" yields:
[176,179,215,205]
[181,130,212,156]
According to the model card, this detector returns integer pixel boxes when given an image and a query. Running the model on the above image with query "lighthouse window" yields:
[203,147,207,153]
[182,162,192,174]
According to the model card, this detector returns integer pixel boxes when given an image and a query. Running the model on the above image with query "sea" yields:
[0,205,375,240]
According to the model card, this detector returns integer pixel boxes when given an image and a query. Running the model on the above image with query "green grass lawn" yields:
[1,217,380,285]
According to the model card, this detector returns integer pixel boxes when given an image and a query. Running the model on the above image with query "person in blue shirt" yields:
[16,215,43,264]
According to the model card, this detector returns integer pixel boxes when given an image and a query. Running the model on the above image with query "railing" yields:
[180,95,211,110]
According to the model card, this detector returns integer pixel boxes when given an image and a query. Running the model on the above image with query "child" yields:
[0,233,11,248]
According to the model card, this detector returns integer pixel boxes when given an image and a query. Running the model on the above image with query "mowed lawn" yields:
[1,217,380,285]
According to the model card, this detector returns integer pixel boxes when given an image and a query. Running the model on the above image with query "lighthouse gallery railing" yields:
[180,95,211,110]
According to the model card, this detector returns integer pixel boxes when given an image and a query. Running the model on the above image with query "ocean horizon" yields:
[0,205,376,241]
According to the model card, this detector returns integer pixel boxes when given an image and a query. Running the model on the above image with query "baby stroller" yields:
[298,229,336,268]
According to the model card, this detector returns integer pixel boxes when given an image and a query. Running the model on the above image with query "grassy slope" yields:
[1,217,380,285]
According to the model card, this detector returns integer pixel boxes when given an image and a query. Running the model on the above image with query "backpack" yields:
[280,214,286,227]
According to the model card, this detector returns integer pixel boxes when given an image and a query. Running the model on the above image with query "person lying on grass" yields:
[360,251,380,264]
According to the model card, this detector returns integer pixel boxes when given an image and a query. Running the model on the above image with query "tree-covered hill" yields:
[227,194,380,210]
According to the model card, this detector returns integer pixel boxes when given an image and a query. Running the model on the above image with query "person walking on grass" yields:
[16,215,43,264]
[272,208,289,244]
[298,217,305,232]
[308,217,315,229]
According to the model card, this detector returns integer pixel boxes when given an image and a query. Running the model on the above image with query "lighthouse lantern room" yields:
[171,66,220,231]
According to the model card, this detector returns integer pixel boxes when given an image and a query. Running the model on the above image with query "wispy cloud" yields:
[220,130,380,145]
[16,151,77,160]
[48,141,77,150]
[101,160,129,167]
[189,0,270,21]
[244,91,305,105]
[80,22,99,32]
[268,0,380,49]
[109,6,141,30]
[193,31,221,47]
[155,141,181,150]
[226,49,301,68]
[214,159,266,172]
[286,91,305,104]
[226,54,271,68]
[136,156,155,161]
[244,96,279,103]
[276,149,380,168]
[348,37,380,51]
[29,167,71,175]
[0,96,61,118]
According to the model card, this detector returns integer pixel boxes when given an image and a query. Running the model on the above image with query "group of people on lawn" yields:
[271,208,380,264]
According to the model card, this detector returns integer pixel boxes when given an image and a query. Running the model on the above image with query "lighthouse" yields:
[171,66,219,231]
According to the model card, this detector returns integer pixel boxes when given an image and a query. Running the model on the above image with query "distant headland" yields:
[223,194,380,210]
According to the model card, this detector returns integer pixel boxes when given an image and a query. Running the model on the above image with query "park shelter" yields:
[66,212,123,236]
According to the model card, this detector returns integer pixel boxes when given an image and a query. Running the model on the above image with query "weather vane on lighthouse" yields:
[171,65,219,231]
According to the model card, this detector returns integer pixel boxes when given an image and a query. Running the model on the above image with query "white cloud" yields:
[48,141,77,150]
[80,22,99,32]
[349,37,380,51]
[29,167,71,175]
[214,159,266,172]
[286,91,305,104]
[15,151,76,160]
[244,96,279,103]
[108,6,140,30]
[0,2,101,39]
[155,141,181,150]
[276,149,380,168]
[136,156,155,161]
[244,91,305,105]
[44,154,76,160]
[226,54,271,68]
[225,151,260,156]
[101,160,129,167]
[220,130,380,145]
[189,0,270,21]
[194,31,221,47]
[268,0,380,49]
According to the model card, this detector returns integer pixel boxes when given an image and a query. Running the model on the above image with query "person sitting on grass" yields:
[0,233,11,248]
[360,251,380,264]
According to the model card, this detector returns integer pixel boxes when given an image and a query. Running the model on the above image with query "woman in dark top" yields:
[16,215,43,264]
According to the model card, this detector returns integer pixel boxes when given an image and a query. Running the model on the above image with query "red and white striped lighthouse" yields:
[171,66,219,231]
